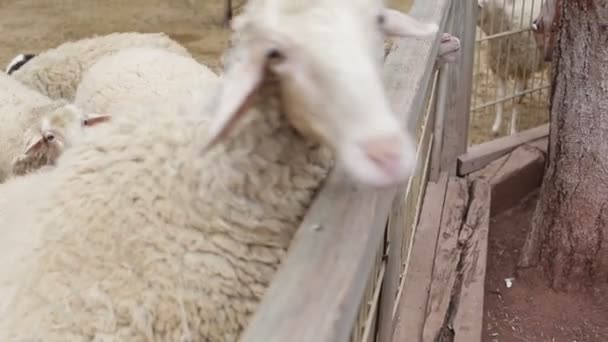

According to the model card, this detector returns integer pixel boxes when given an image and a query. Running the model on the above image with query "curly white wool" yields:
[9,32,191,101]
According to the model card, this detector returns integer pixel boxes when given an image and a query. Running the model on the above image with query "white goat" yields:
[0,0,437,341]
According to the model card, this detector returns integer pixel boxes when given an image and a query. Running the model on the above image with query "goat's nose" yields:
[360,134,405,176]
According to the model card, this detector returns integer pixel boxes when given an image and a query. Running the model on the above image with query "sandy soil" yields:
[0,0,242,72]
[483,190,608,342]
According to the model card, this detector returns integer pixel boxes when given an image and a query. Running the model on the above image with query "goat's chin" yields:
[338,146,415,188]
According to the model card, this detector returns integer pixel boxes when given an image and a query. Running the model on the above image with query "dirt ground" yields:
[483,190,608,342]
[0,0,238,72]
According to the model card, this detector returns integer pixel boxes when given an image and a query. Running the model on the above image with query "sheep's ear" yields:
[202,45,269,150]
[381,9,439,38]
[83,113,112,126]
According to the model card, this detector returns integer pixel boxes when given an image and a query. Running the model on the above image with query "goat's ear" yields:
[202,44,269,151]
[381,9,438,38]
[83,113,112,127]
[23,134,46,155]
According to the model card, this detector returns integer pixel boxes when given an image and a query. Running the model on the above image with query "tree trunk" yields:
[518,0,608,291]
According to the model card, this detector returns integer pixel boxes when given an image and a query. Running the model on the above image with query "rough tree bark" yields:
[518,0,608,291]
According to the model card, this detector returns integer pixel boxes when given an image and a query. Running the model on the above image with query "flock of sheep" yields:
[0,0,465,340]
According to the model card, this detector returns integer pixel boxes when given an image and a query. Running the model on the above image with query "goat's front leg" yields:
[492,76,507,134]
[510,78,526,135]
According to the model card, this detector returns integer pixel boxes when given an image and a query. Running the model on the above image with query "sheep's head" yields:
[531,0,559,62]
[204,0,438,187]
[21,103,111,166]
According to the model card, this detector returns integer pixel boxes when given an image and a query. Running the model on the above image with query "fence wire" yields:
[470,0,551,145]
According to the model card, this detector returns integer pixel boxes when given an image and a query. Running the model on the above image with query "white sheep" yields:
[477,0,547,135]
[0,73,109,182]
[0,0,437,340]
[73,46,221,117]
[7,32,191,101]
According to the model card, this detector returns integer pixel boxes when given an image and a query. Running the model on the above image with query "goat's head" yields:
[204,0,438,187]
[22,103,111,163]
[532,0,560,62]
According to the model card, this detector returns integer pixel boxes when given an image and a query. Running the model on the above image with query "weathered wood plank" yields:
[362,247,385,342]
[439,0,477,175]
[377,188,406,342]
[391,172,449,342]
[401,132,434,282]
[469,144,545,216]
[453,180,491,342]
[238,174,395,342]
[421,177,469,342]
[383,127,434,342]
[430,65,447,182]
[525,136,548,154]
[401,80,439,275]
[238,1,452,341]
[388,2,452,137]
[457,123,549,176]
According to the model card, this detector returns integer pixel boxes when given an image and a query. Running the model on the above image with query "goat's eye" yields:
[376,14,386,26]
[266,49,284,62]
[45,134,55,142]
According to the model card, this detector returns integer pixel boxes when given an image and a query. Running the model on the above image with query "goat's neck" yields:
[189,79,333,241]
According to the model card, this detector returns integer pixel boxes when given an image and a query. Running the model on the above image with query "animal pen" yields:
[239,0,551,341]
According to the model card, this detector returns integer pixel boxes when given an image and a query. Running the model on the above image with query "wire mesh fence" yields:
[469,0,551,145]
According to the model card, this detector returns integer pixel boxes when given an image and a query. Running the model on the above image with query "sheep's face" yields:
[205,0,438,187]
[22,104,111,166]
